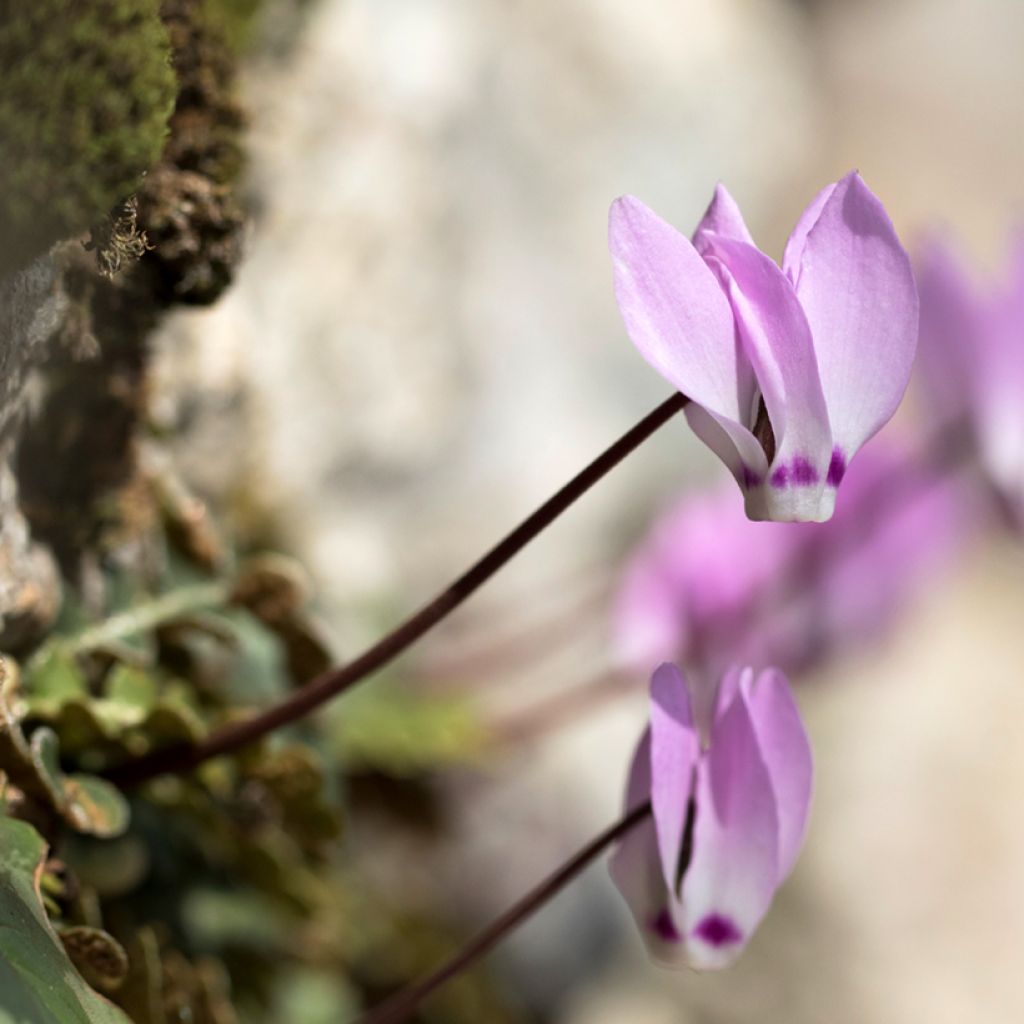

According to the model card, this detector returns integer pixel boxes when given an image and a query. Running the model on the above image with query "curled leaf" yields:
[59,926,130,993]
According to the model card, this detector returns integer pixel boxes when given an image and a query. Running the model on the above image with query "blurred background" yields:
[10,0,1024,1021]
[149,1,1024,1020]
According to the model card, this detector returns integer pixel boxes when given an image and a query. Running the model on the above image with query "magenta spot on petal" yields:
[740,465,762,489]
[650,908,682,943]
[827,447,847,486]
[771,457,819,488]
[790,456,819,485]
[693,913,743,948]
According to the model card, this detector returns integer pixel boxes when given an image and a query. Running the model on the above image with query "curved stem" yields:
[108,394,688,785]
[416,573,611,690]
[490,418,975,749]
[355,801,652,1024]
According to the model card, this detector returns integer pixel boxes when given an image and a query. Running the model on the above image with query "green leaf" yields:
[32,723,132,838]
[98,665,158,727]
[23,647,89,714]
[0,686,130,839]
[219,609,291,704]
[61,775,130,840]
[0,815,134,1023]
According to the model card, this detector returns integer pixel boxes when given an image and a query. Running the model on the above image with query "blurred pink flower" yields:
[610,172,918,522]
[614,436,965,680]
[610,663,812,970]
[916,234,1024,522]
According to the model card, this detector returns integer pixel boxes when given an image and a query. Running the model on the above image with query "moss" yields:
[160,0,245,186]
[137,0,246,303]
[0,0,177,277]
[205,0,265,51]
[15,0,248,577]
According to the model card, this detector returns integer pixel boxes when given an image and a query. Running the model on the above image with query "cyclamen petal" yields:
[610,174,918,522]
[739,669,813,878]
[781,181,836,285]
[680,683,780,970]
[792,173,919,461]
[613,435,966,682]
[917,234,1024,521]
[701,234,833,520]
[609,729,674,943]
[610,663,813,970]
[693,183,755,254]
[650,664,700,896]
[609,197,767,482]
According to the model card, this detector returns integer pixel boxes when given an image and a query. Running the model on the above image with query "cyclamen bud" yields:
[610,663,812,969]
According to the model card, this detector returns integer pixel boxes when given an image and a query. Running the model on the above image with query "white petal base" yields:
[744,484,836,523]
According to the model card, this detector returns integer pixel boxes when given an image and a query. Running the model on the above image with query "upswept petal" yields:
[915,237,981,419]
[693,183,755,256]
[793,172,918,461]
[782,181,837,285]
[650,664,700,895]
[609,729,677,945]
[741,669,812,878]
[609,196,765,473]
[613,555,684,668]
[700,234,832,518]
[684,403,769,488]
[680,685,780,970]
[817,436,967,655]
[712,665,752,727]
[974,305,1024,506]
[976,237,1024,486]
[917,231,1024,513]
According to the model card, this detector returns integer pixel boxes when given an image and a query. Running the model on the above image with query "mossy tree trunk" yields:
[0,0,245,648]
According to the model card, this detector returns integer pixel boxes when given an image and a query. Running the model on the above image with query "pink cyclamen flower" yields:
[610,663,812,970]
[610,172,919,522]
[613,434,966,680]
[916,234,1024,522]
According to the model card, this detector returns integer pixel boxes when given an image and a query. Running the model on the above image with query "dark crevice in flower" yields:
[752,394,776,465]
[673,789,697,897]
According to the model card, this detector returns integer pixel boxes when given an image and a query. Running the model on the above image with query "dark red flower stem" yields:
[355,801,653,1024]
[107,394,689,786]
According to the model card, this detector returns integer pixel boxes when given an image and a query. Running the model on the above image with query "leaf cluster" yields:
[0,545,497,1022]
